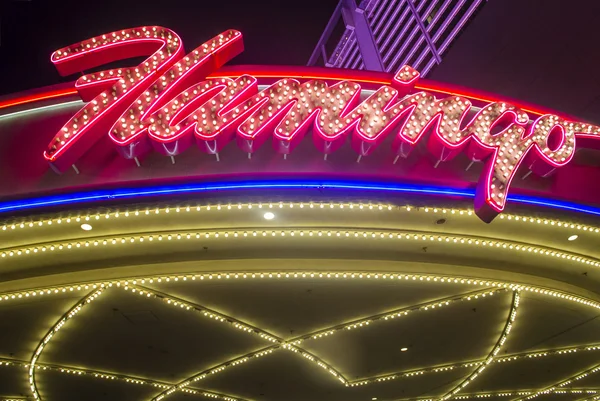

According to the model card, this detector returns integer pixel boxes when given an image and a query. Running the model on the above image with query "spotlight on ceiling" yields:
[80,223,93,231]
[568,234,578,241]
[372,398,378,400]
[400,347,409,352]
[263,212,275,220]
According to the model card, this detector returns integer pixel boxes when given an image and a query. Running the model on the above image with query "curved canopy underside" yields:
[0,197,599,401]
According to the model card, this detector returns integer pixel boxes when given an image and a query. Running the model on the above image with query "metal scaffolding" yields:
[308,0,486,76]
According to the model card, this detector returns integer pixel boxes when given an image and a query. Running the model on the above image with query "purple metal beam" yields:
[379,0,428,66]
[372,0,401,39]
[307,0,344,66]
[406,0,441,63]
[385,0,438,70]
[341,37,360,68]
[342,0,385,71]
[412,0,461,69]
[378,5,412,56]
[421,0,484,75]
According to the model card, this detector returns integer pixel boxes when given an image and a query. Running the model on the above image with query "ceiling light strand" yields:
[440,291,520,400]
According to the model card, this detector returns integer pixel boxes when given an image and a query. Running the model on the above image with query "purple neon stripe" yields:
[421,51,438,75]
[364,0,380,16]
[375,1,410,46]
[432,0,481,43]
[337,32,358,68]
[421,0,482,75]
[328,29,355,66]
[369,0,392,27]
[381,0,429,65]
[379,6,413,59]
[340,41,357,68]
[436,0,483,52]
[350,44,363,69]
[343,40,361,68]
[412,0,463,69]
[429,0,466,40]
[396,0,444,69]
[382,15,417,66]
[371,0,395,30]
[412,46,431,70]
[386,0,438,70]
[384,23,421,67]
[372,0,402,39]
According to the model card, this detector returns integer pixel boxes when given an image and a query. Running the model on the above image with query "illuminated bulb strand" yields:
[151,346,278,401]
[6,273,599,401]
[1,228,598,271]
[126,284,282,344]
[28,288,104,401]
[347,361,483,387]
[347,342,600,387]
[1,202,598,237]
[0,357,246,401]
[140,286,347,400]
[292,288,505,345]
[403,392,535,401]
[515,363,600,401]
[99,284,593,393]
[453,392,533,399]
[496,343,600,362]
[441,291,520,401]
[281,343,348,384]
[453,391,600,400]
[0,271,598,315]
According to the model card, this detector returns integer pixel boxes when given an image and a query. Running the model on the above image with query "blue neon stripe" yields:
[0,179,598,218]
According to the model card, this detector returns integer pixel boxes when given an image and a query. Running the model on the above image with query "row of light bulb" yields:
[11,282,599,401]
[442,292,520,400]
[0,270,597,316]
[1,228,598,274]
[1,202,597,235]
[520,364,600,401]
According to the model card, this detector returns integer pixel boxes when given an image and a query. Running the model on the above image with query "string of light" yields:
[441,291,520,400]
[1,227,598,273]
[1,202,598,236]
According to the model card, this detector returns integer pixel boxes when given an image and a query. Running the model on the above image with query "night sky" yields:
[4,0,600,125]
[0,0,339,96]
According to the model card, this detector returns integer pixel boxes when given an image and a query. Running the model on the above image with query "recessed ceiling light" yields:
[372,398,378,400]
[263,212,275,220]
[400,347,408,352]
[80,223,93,231]
[568,234,578,241]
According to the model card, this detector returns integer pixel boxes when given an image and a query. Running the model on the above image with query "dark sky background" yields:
[2,0,600,125]
[0,0,339,95]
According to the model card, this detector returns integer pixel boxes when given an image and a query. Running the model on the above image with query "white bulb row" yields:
[29,289,104,401]
[1,278,600,400]
[1,228,598,273]
[519,364,600,401]
[0,270,597,318]
[1,201,597,236]
[124,284,282,344]
[157,346,278,400]
[281,344,347,384]
[442,292,520,400]
[26,283,591,394]
[353,340,600,388]
[454,392,533,399]
[296,289,504,348]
